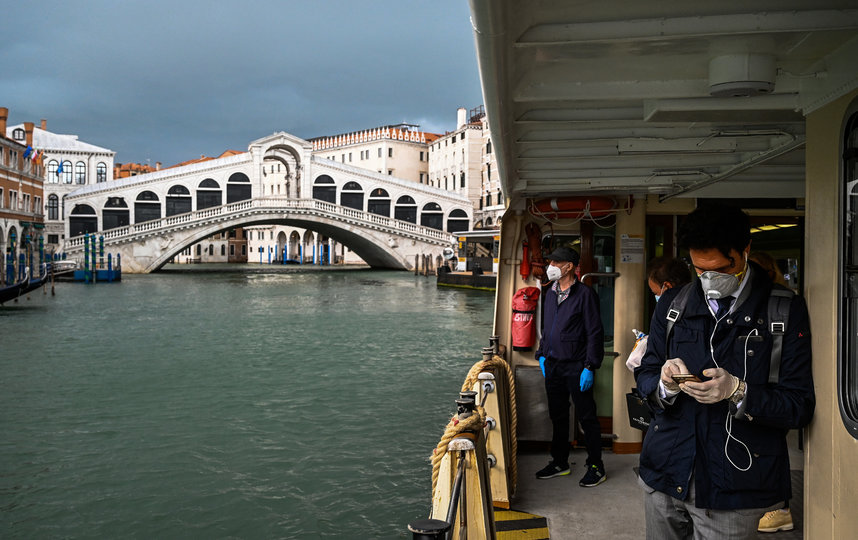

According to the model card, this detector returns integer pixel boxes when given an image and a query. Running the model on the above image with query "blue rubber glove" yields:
[580,368,594,392]
[538,356,546,377]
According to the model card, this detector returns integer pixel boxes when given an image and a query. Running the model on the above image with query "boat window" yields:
[840,100,858,439]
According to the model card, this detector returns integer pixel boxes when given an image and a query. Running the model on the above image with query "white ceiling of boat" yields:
[468,0,858,201]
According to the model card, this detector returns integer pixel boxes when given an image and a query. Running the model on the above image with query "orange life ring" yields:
[529,196,617,219]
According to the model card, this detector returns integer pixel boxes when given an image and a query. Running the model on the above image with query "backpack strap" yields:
[767,287,794,384]
[664,283,695,358]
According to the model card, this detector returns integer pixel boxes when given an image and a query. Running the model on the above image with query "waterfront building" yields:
[310,124,439,184]
[0,108,46,283]
[427,106,503,229]
[5,118,115,253]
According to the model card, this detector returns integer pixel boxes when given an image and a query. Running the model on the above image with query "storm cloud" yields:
[1,1,482,166]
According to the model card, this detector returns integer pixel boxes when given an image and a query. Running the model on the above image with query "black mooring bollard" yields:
[407,518,451,540]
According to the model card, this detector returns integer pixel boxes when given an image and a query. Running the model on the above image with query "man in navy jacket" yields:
[635,204,814,539]
[534,246,606,487]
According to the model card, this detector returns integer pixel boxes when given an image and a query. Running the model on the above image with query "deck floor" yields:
[512,449,803,539]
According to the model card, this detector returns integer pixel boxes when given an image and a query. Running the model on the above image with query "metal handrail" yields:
[580,271,620,283]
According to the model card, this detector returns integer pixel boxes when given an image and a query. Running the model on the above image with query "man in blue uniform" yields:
[635,204,814,539]
[534,246,606,487]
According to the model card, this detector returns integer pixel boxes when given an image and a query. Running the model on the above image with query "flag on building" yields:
[23,146,33,159]
[56,160,64,175]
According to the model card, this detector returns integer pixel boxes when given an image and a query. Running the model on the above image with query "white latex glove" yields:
[660,358,688,394]
[680,368,739,404]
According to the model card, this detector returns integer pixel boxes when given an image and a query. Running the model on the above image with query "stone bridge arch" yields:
[118,211,439,273]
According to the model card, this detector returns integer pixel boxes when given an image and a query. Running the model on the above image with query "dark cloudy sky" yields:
[1,1,483,167]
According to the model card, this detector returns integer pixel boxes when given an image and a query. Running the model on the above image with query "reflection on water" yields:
[0,268,494,539]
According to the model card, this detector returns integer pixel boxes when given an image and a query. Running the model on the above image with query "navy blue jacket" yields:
[634,263,814,510]
[535,280,604,369]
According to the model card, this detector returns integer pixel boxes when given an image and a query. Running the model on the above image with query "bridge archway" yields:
[420,202,443,230]
[447,209,469,233]
[227,173,251,203]
[167,185,191,216]
[135,191,161,223]
[289,231,301,259]
[103,197,129,230]
[368,188,390,217]
[197,179,221,210]
[340,181,364,211]
[313,175,336,203]
[395,195,417,223]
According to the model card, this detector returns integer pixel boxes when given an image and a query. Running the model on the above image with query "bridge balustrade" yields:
[65,196,453,250]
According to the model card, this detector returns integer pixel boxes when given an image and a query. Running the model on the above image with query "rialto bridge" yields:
[61,132,472,273]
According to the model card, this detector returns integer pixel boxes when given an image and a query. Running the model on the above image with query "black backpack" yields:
[664,283,794,384]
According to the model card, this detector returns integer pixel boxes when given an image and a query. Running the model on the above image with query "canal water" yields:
[0,267,495,539]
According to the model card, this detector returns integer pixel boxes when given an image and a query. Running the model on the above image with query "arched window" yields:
[47,194,59,220]
[313,175,336,203]
[69,204,97,237]
[103,197,129,230]
[221,244,226,256]
[208,244,214,256]
[368,188,390,217]
[167,185,192,216]
[62,161,73,184]
[340,181,364,210]
[197,179,221,210]
[97,162,107,183]
[134,191,161,223]
[47,160,59,183]
[394,195,417,223]
[226,172,251,203]
[75,161,86,184]
[421,202,443,230]
[447,208,469,233]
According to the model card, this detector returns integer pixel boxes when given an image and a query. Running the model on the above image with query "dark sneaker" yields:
[535,462,570,479]
[579,464,606,487]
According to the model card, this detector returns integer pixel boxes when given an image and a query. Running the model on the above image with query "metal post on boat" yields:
[489,336,500,356]
[407,519,451,540]
[481,347,493,364]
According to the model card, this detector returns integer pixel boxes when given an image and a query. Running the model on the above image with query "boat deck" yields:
[511,447,803,539]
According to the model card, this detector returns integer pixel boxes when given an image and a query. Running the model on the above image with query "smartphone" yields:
[671,373,701,384]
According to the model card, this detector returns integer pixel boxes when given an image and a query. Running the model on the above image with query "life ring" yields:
[529,196,617,219]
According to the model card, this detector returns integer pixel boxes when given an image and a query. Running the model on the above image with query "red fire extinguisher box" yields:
[511,287,540,351]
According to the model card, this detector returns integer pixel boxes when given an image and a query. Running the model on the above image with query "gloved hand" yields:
[538,356,546,377]
[580,368,594,392]
[680,368,739,404]
[660,357,688,394]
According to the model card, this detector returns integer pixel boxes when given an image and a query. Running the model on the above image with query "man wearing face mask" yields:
[534,246,607,487]
[634,204,814,540]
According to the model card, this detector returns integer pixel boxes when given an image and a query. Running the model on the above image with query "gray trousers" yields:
[638,475,781,540]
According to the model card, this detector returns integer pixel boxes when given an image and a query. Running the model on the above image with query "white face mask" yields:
[545,264,563,282]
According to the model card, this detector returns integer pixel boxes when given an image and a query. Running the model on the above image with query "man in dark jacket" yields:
[534,246,606,487]
[635,204,814,539]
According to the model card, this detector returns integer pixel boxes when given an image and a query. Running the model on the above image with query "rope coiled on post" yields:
[430,354,519,497]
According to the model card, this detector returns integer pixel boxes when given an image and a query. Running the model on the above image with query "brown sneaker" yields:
[758,508,794,533]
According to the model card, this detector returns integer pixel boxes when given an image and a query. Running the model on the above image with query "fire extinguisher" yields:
[511,287,541,351]
[520,242,531,281]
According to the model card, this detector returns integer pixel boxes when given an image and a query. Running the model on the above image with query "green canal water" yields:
[0,267,495,539]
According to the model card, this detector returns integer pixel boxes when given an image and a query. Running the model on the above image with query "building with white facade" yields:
[428,106,503,229]
[310,124,439,185]
[5,119,115,252]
